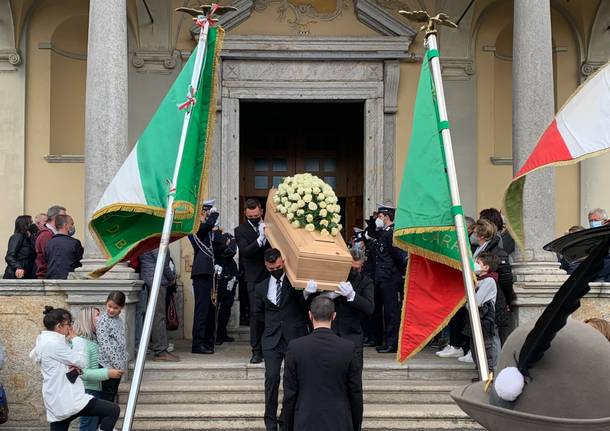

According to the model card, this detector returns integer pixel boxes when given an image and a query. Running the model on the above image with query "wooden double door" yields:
[239,102,364,239]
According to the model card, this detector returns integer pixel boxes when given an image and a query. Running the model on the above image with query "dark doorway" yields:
[239,101,365,240]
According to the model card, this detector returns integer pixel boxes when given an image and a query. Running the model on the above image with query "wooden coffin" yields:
[264,189,352,291]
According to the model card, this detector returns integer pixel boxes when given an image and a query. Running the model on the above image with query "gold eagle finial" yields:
[398,10,458,34]
[176,4,238,19]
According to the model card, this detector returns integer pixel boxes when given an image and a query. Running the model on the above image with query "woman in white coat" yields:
[30,306,120,431]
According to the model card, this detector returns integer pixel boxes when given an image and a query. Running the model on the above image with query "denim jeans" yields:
[78,389,103,431]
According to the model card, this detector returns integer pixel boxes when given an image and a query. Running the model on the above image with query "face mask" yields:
[375,218,385,230]
[248,217,261,227]
[270,268,284,280]
[68,226,76,237]
[590,220,604,228]
[469,232,478,246]
[473,262,482,275]
[353,241,363,251]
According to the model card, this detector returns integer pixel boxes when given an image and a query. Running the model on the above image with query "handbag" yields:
[166,288,179,331]
[0,384,8,424]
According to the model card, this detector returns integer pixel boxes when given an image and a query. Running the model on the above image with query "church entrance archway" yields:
[239,101,364,239]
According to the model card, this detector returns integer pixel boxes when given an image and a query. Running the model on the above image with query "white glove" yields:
[322,291,340,300]
[337,281,356,302]
[214,264,223,276]
[209,206,219,214]
[303,279,318,299]
[257,222,267,247]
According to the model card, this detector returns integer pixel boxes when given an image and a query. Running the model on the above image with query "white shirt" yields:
[29,331,92,422]
[475,277,497,306]
[267,274,285,306]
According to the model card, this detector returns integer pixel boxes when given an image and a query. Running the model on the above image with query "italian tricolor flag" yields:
[505,62,610,245]
[394,51,471,362]
[89,27,224,276]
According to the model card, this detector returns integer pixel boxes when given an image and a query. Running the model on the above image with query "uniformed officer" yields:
[374,204,406,353]
[189,199,225,354]
[214,231,239,345]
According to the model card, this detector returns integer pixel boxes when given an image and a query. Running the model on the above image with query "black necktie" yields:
[275,278,282,306]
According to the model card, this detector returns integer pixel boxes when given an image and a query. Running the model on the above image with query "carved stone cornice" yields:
[215,36,412,60]
[219,0,254,30]
[131,50,179,72]
[440,58,475,81]
[355,0,417,37]
[0,48,22,66]
[581,61,604,78]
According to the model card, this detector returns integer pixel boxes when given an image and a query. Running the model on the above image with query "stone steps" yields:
[132,358,476,382]
[120,379,464,404]
[118,403,483,430]
[118,341,480,430]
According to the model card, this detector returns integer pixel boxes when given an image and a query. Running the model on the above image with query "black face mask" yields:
[270,268,284,280]
[349,268,361,279]
[247,217,261,227]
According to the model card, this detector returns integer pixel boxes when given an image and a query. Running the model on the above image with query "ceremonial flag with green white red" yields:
[89,26,224,277]
[394,51,470,362]
[504,61,610,246]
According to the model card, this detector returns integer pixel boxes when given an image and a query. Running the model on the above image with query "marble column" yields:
[511,0,566,325]
[512,0,555,256]
[83,0,129,260]
[73,0,136,280]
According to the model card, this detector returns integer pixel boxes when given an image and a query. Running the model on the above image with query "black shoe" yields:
[192,345,214,354]
[218,336,235,343]
[250,354,263,364]
[376,346,397,354]
[471,377,480,382]
[363,339,379,347]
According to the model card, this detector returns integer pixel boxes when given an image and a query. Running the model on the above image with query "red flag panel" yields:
[398,253,466,362]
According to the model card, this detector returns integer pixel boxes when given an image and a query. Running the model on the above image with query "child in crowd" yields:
[74,306,124,431]
[462,252,500,377]
[96,291,128,403]
[474,253,499,371]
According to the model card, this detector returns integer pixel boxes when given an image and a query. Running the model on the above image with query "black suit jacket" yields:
[332,271,375,350]
[254,276,308,351]
[283,328,363,431]
[234,222,269,283]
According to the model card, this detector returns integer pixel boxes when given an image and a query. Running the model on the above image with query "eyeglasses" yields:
[59,320,74,327]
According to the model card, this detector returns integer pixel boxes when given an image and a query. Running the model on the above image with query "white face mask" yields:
[469,232,478,246]
[473,262,482,275]
[375,217,385,230]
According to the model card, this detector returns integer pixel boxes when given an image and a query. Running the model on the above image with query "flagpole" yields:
[425,32,490,382]
[121,14,213,431]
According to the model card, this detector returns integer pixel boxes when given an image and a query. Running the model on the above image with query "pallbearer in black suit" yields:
[234,198,269,364]
[303,247,374,372]
[283,296,363,431]
[255,248,308,431]
[189,199,224,354]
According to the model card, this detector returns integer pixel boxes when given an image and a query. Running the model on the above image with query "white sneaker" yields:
[458,351,474,363]
[435,345,451,356]
[437,346,464,358]
[167,343,174,353]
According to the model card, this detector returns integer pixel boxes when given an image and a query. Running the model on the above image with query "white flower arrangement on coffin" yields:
[272,173,343,237]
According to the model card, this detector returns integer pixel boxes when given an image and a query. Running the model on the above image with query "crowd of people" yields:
[5,201,610,430]
[3,205,83,281]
